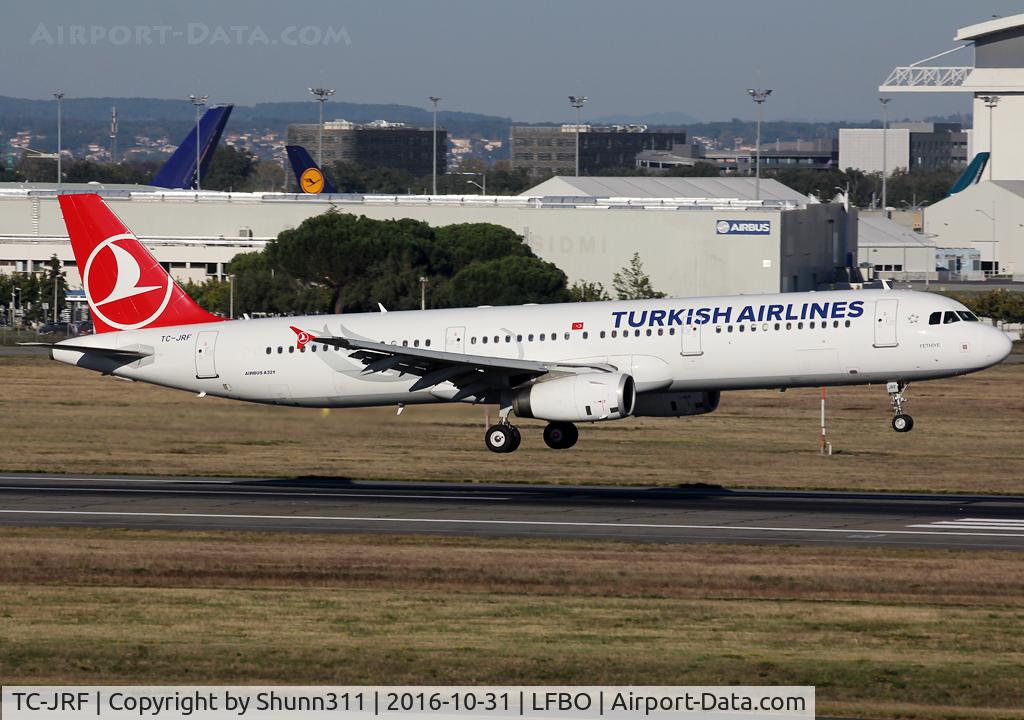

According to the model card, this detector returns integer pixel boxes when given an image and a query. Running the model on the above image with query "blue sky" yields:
[1,0,1015,122]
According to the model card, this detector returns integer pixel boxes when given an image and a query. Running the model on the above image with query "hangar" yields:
[0,177,851,303]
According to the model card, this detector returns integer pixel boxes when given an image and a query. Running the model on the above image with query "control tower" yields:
[880,14,1024,181]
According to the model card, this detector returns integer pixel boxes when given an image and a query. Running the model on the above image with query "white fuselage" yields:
[54,289,1011,410]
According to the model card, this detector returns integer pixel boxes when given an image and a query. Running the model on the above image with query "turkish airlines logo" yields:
[290,326,316,349]
[83,233,173,330]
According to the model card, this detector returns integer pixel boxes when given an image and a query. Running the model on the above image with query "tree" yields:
[43,255,68,321]
[447,255,569,307]
[202,145,259,191]
[568,280,610,302]
[612,252,666,300]
[955,290,1024,324]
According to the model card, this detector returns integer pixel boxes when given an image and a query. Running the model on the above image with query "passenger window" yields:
[482,336,488,344]
[611,330,617,338]
[311,345,317,352]
[797,322,803,329]
[751,325,756,332]
[582,331,588,339]
[669,328,676,336]
[657,328,664,336]
[928,311,942,325]
[634,329,641,337]
[600,331,606,338]
[299,346,306,353]
[505,335,512,342]
[646,329,652,336]
[943,312,960,324]
[833,320,838,328]
[786,322,792,330]
[265,347,271,354]
[774,323,780,330]
[727,326,733,333]
[516,334,523,342]
[844,320,850,327]
[809,321,815,329]
[528,334,534,341]
[277,346,283,354]
[414,340,420,347]
[539,334,545,341]
[471,337,477,344]
[715,327,722,334]
[564,332,570,340]
[289,346,294,353]
[425,339,431,347]
[739,325,745,333]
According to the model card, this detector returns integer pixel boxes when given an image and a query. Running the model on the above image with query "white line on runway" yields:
[0,485,509,501]
[2,509,1024,539]
[0,475,236,484]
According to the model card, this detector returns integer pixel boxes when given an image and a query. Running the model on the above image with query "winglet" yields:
[290,326,316,349]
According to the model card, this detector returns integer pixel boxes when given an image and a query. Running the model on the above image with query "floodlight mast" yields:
[188,93,208,190]
[309,87,336,169]
[747,88,772,201]
[569,95,588,177]
[430,96,442,194]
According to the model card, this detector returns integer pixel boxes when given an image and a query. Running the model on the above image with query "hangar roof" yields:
[858,215,935,249]
[520,176,811,204]
[955,13,1024,42]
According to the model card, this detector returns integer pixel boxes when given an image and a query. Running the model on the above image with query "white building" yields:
[838,128,911,175]
[0,177,851,301]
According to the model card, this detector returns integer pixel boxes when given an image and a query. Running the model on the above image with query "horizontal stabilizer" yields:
[19,342,153,359]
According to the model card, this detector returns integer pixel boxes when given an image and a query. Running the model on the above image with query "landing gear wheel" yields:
[485,424,519,453]
[543,422,579,450]
[891,414,914,433]
[508,426,522,453]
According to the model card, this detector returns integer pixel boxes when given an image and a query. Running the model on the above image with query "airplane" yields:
[149,104,234,190]
[947,152,990,196]
[285,145,337,194]
[30,194,1012,454]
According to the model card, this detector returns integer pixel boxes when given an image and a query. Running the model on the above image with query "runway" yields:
[1,473,1024,549]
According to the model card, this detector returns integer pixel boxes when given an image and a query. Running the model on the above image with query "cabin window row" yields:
[715,319,852,333]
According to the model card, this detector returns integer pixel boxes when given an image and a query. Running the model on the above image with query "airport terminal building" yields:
[0,177,852,307]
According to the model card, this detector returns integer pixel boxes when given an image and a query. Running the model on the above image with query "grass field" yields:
[1,528,1023,719]
[1,355,1021,493]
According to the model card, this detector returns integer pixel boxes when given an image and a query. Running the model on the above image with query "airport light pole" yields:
[188,94,208,190]
[309,87,336,169]
[429,96,441,194]
[747,89,771,200]
[879,97,892,213]
[569,95,588,177]
[53,92,64,188]
[228,274,235,319]
[466,175,486,195]
[979,95,999,180]
[419,276,427,310]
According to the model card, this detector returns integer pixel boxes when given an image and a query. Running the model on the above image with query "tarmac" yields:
[1,473,1023,550]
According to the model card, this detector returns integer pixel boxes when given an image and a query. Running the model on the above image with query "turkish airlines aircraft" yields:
[34,194,1012,453]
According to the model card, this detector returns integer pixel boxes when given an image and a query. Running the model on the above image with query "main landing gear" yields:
[483,417,579,453]
[887,381,914,433]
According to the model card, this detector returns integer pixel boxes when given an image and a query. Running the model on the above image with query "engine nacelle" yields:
[513,373,636,422]
[633,391,720,417]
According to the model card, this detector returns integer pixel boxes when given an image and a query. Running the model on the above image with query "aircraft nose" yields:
[987,325,1013,363]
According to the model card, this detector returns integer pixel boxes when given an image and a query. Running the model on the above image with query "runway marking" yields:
[3,509,1024,540]
[0,475,236,484]
[909,518,1024,533]
[0,486,509,502]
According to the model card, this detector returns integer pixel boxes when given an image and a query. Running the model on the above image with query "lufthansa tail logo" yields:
[300,167,325,194]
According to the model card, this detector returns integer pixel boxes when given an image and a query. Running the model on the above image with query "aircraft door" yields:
[681,324,703,356]
[873,299,899,348]
[195,330,219,378]
[445,326,466,353]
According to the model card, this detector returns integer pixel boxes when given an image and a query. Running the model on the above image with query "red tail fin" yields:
[59,194,223,333]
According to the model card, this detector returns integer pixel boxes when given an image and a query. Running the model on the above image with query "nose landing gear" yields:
[887,381,914,432]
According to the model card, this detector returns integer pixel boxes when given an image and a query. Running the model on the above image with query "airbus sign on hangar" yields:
[0,176,852,297]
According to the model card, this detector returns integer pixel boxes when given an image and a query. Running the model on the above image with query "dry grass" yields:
[1,356,1022,493]
[1,528,1023,719]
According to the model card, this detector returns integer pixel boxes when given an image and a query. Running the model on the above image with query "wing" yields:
[19,342,153,359]
[315,334,617,402]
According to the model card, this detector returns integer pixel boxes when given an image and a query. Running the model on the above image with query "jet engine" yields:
[513,373,635,422]
[633,391,720,417]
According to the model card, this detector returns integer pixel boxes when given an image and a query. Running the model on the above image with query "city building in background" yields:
[510,125,687,177]
[838,123,968,175]
[285,120,446,187]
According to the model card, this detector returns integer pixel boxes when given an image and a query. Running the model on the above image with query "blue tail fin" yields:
[947,152,989,196]
[286,145,337,194]
[150,104,234,189]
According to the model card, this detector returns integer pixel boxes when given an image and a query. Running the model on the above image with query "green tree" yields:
[447,255,570,307]
[612,252,666,300]
[955,290,1024,324]
[202,145,259,191]
[568,280,610,302]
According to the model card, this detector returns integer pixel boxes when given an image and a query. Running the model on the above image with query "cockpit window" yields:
[957,311,979,322]
[928,311,942,325]
[943,311,961,324]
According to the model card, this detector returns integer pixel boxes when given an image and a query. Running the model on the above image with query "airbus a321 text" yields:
[32,194,1013,453]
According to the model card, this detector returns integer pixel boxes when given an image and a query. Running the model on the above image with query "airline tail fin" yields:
[58,194,224,333]
[150,104,234,190]
[286,145,337,194]
[947,152,989,196]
